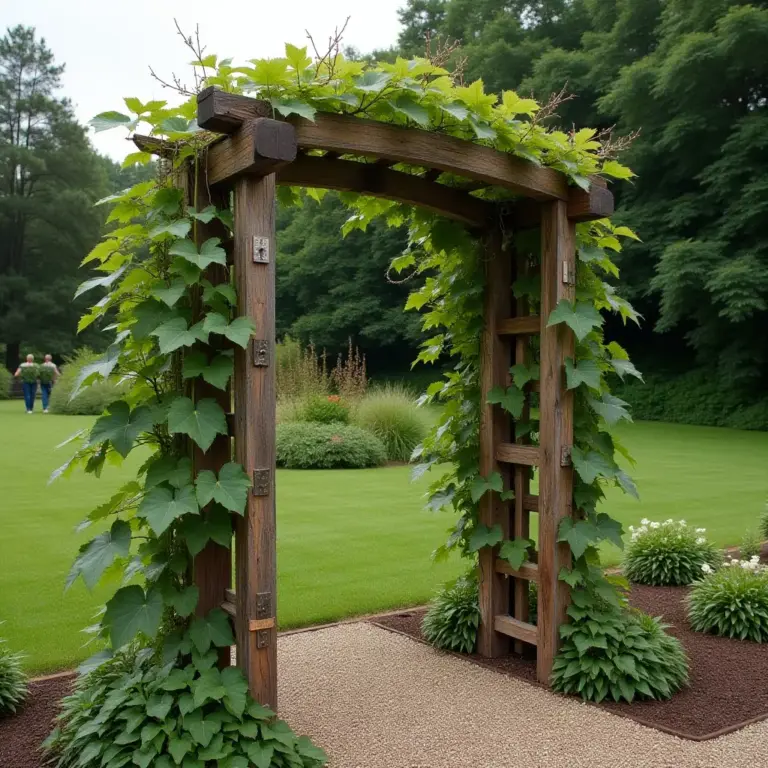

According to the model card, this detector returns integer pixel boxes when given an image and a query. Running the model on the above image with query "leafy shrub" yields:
[0,629,27,715]
[301,394,350,424]
[49,349,128,416]
[688,557,768,642]
[45,643,326,767]
[352,384,430,462]
[0,366,11,400]
[623,519,721,586]
[276,422,386,469]
[740,529,762,561]
[552,600,689,703]
[422,575,480,654]
[616,369,768,431]
[760,502,768,541]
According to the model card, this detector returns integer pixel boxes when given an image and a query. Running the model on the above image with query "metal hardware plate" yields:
[252,339,269,367]
[256,592,271,619]
[252,236,269,263]
[562,262,576,286]
[560,445,572,467]
[256,630,270,648]
[252,469,270,496]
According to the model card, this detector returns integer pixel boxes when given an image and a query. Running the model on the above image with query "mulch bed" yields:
[372,584,768,741]
[0,674,73,768]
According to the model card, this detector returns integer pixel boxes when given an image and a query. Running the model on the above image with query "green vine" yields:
[56,39,641,762]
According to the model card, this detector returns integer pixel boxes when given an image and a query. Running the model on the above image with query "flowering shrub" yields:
[301,394,351,424]
[623,519,721,586]
[422,574,481,654]
[552,600,689,703]
[688,557,768,642]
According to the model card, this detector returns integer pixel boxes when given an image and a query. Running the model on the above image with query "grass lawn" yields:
[0,400,766,673]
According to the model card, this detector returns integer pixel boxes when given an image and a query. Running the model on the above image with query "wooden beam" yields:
[195,90,569,200]
[206,119,297,186]
[536,200,576,686]
[277,155,493,229]
[522,494,539,512]
[497,316,540,336]
[493,615,538,646]
[567,183,614,222]
[495,443,540,466]
[495,559,539,582]
[233,173,278,709]
[477,227,513,658]
[198,87,272,133]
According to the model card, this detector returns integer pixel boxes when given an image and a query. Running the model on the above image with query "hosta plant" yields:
[688,557,768,642]
[551,595,688,703]
[623,519,721,586]
[0,630,27,715]
[44,639,326,768]
[421,574,480,654]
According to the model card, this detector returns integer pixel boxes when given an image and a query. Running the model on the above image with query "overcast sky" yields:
[5,0,405,161]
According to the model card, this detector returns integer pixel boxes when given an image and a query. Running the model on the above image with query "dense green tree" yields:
[276,194,421,371]
[0,25,114,371]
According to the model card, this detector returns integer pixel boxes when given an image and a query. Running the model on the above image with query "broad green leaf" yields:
[91,111,132,131]
[188,608,235,654]
[469,472,504,503]
[70,344,120,398]
[182,350,208,381]
[588,393,632,425]
[130,300,175,339]
[353,71,392,92]
[202,313,229,335]
[509,362,539,389]
[146,693,173,720]
[564,358,601,391]
[152,187,184,215]
[196,462,251,513]
[202,354,234,390]
[297,736,327,762]
[547,300,604,341]
[594,513,624,549]
[204,315,256,348]
[152,317,209,354]
[570,446,617,485]
[271,96,316,121]
[149,220,191,240]
[468,117,496,140]
[67,519,131,590]
[192,667,227,708]
[221,666,248,717]
[285,42,312,71]
[169,237,227,269]
[467,523,503,552]
[103,585,163,648]
[90,401,153,458]
[152,279,188,308]
[610,358,643,381]
[145,456,192,490]
[616,470,639,499]
[601,160,635,180]
[183,709,222,747]
[168,585,199,617]
[168,735,193,764]
[167,397,228,452]
[161,667,193,692]
[498,537,533,570]
[139,485,199,535]
[178,505,232,555]
[486,385,525,418]
[221,757,249,768]
[557,518,598,559]
[440,102,468,121]
[188,205,217,223]
[246,742,274,768]
[74,265,126,299]
[389,94,430,126]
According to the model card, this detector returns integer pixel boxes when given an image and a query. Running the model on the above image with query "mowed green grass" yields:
[0,400,766,673]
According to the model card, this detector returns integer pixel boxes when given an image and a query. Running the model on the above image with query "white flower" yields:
[696,528,706,534]
[751,555,760,563]
[628,525,635,532]
[641,518,650,526]
[650,522,661,529]
[664,519,674,525]
[701,563,713,574]
[696,537,706,545]
[679,520,687,526]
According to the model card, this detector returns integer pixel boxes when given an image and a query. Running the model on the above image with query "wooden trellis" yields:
[137,87,613,706]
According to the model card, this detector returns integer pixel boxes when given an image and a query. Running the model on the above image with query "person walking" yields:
[14,354,39,414]
[39,354,60,414]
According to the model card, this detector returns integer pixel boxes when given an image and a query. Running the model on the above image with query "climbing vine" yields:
[53,32,644,763]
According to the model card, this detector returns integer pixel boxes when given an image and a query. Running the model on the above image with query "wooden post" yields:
[233,173,278,709]
[536,200,576,684]
[477,226,513,658]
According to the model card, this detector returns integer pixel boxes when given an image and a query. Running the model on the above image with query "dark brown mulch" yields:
[0,674,73,768]
[372,584,768,741]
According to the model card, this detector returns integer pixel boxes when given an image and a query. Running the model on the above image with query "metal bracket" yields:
[562,261,576,286]
[256,592,271,619]
[252,236,269,264]
[256,630,270,648]
[251,339,269,367]
[252,468,270,496]
[560,445,572,467]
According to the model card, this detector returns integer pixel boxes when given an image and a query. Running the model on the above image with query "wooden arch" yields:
[137,88,614,709]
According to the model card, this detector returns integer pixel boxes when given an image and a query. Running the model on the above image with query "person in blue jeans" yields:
[14,354,39,414]
[39,354,61,413]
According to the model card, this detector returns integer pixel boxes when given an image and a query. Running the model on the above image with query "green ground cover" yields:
[0,401,765,673]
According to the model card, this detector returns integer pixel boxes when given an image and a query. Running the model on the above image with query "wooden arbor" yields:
[144,87,614,706]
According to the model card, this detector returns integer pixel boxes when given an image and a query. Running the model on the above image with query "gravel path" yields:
[277,623,768,768]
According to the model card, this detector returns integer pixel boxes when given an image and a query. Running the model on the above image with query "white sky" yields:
[4,0,405,161]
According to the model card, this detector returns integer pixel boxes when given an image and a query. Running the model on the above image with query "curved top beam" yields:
[197,88,570,201]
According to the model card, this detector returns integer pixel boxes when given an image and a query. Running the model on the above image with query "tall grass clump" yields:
[49,349,128,416]
[0,626,27,715]
[352,384,430,462]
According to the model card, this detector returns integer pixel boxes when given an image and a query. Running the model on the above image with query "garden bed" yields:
[372,584,768,740]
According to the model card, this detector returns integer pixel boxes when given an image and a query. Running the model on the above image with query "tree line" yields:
[3,4,768,406]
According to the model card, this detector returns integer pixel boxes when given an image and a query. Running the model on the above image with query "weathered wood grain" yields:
[493,615,538,646]
[495,443,540,466]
